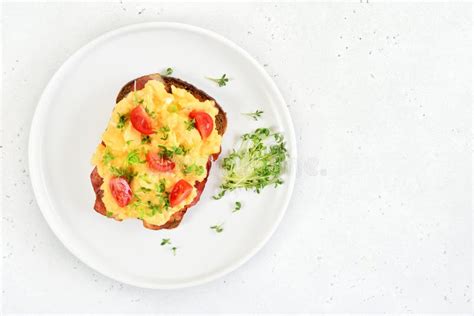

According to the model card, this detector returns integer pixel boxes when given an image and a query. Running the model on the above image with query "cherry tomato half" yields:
[146,152,175,172]
[130,105,154,135]
[189,111,213,139]
[109,177,132,207]
[169,179,193,207]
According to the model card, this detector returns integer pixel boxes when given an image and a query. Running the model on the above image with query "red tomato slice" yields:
[146,152,175,172]
[109,177,132,207]
[169,179,193,207]
[189,111,214,139]
[130,105,154,135]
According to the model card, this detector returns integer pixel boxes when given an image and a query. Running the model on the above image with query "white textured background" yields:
[1,1,472,314]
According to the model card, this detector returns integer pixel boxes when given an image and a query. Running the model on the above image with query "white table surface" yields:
[1,1,472,314]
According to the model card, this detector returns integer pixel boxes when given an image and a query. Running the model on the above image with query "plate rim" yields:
[28,21,297,289]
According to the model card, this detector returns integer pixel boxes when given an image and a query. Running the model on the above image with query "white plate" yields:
[29,22,297,289]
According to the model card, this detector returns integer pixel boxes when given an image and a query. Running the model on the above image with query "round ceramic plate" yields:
[29,22,297,289]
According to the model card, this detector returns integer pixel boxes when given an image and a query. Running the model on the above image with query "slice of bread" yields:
[90,74,227,230]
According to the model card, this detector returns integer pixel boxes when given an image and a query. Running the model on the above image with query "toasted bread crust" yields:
[91,74,227,230]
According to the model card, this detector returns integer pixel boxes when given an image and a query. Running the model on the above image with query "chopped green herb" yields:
[207,74,229,87]
[213,128,287,199]
[185,119,195,131]
[150,179,170,212]
[158,145,175,158]
[171,246,177,256]
[242,110,264,121]
[233,201,242,212]
[106,211,114,218]
[117,113,128,129]
[156,179,166,193]
[210,224,224,233]
[161,238,171,246]
[160,192,170,210]
[126,140,133,145]
[141,135,151,144]
[212,191,225,200]
[183,164,192,175]
[158,145,188,158]
[109,166,137,182]
[173,146,184,155]
[147,201,162,215]
[172,145,189,155]
[102,150,115,165]
[183,164,205,176]
[145,106,155,118]
[132,196,145,214]
[162,67,173,76]
[127,150,144,165]
[159,125,170,140]
[134,186,169,217]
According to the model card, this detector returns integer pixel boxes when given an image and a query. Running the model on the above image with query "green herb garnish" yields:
[127,150,144,165]
[233,201,242,212]
[117,113,128,129]
[158,145,187,158]
[102,150,115,165]
[212,191,225,200]
[109,166,137,182]
[210,224,224,233]
[147,201,162,215]
[141,135,151,144]
[182,164,205,176]
[132,196,145,214]
[171,246,177,256]
[156,179,166,193]
[145,106,155,118]
[161,238,171,246]
[152,179,170,211]
[160,192,170,210]
[159,125,170,140]
[162,67,173,76]
[106,211,114,217]
[213,128,287,199]
[172,145,189,155]
[158,145,174,158]
[139,187,151,193]
[207,74,229,87]
[185,119,195,131]
[242,110,264,121]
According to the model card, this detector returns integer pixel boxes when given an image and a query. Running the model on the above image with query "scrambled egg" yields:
[91,80,222,226]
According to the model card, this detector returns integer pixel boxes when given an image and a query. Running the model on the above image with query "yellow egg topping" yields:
[91,79,222,226]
